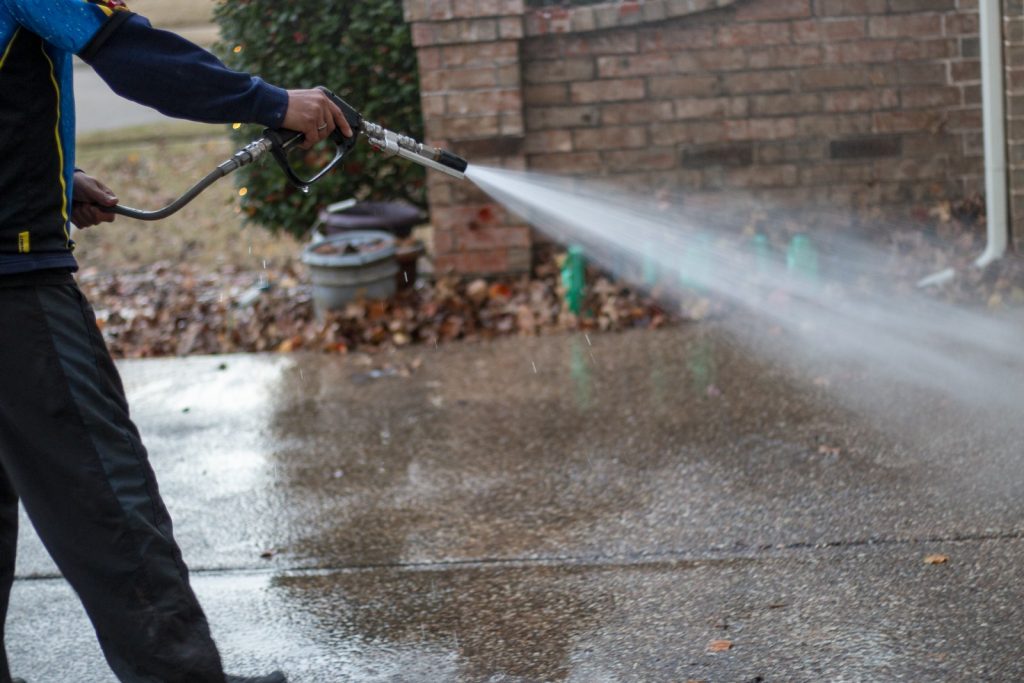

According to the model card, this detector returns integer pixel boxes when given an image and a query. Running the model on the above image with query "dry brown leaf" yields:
[708,639,733,653]
[924,554,949,565]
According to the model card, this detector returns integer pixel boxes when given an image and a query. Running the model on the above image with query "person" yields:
[0,1,353,681]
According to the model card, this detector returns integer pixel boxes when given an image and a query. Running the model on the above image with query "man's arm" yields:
[83,13,353,145]
[3,0,351,145]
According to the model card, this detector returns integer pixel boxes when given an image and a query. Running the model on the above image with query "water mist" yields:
[465,165,1024,420]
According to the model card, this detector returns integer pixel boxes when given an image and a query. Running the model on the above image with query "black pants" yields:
[0,272,225,683]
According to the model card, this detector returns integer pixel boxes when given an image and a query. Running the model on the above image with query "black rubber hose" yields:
[110,166,230,221]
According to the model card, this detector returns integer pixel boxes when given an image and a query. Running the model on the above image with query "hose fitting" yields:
[363,121,468,180]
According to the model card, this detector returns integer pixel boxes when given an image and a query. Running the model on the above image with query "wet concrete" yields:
[8,326,1024,681]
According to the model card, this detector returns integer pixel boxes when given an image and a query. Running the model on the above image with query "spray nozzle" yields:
[363,121,468,180]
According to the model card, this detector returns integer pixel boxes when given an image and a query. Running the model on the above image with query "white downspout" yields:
[975,0,1009,267]
[919,0,1008,287]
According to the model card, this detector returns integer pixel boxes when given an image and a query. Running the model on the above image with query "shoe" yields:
[225,673,287,683]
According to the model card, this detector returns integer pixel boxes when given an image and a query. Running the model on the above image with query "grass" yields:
[73,126,301,273]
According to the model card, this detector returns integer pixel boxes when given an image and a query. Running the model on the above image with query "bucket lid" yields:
[302,230,397,268]
[317,201,423,232]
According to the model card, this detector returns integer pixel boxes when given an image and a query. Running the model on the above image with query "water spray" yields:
[106,87,468,221]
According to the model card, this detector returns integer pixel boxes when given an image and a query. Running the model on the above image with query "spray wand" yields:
[108,87,469,221]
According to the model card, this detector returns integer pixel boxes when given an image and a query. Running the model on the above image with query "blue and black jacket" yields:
[0,0,289,275]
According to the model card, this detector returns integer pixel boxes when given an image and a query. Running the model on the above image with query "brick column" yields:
[1006,0,1024,250]
[403,0,532,276]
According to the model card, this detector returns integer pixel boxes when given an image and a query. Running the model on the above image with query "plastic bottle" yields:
[561,245,586,314]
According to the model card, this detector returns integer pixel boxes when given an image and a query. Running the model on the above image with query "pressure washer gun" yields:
[111,87,469,221]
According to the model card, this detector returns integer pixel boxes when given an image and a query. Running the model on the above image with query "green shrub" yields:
[214,0,425,237]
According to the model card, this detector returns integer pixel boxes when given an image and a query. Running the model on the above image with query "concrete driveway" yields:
[7,326,1024,681]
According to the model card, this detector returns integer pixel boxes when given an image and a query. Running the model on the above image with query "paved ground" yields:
[7,325,1024,681]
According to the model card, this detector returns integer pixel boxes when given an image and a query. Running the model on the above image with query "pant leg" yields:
[0,282,225,683]
[0,462,17,683]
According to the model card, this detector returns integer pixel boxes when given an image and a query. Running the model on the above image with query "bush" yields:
[214,0,425,237]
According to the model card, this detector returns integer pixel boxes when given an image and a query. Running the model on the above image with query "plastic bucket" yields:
[302,231,398,314]
[317,201,423,238]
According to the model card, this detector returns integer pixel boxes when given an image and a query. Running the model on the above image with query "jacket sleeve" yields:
[0,0,125,54]
[80,13,289,128]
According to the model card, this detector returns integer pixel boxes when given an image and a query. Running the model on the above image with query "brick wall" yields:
[405,0,988,276]
[1007,0,1024,250]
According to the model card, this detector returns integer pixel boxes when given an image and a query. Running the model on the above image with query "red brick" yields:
[597,53,677,78]
[524,83,569,106]
[895,38,957,61]
[528,151,603,173]
[432,228,455,255]
[888,0,955,12]
[944,12,979,36]
[495,16,521,38]
[638,25,717,52]
[649,120,725,146]
[748,45,824,69]
[570,79,646,103]
[434,250,512,276]
[500,111,524,136]
[724,117,799,141]
[950,59,981,83]
[648,74,719,98]
[442,41,518,67]
[690,48,749,71]
[801,66,877,90]
[814,0,888,16]
[823,88,899,112]
[572,126,648,151]
[429,114,501,139]
[900,86,962,108]
[447,89,521,116]
[897,62,948,85]
[602,148,677,172]
[825,39,899,64]
[412,23,438,48]
[675,97,749,119]
[962,84,982,106]
[526,105,599,129]
[421,93,446,117]
[416,47,443,70]
[404,0,454,23]
[945,109,982,131]
[735,0,810,20]
[795,113,873,135]
[868,14,943,38]
[792,18,867,43]
[725,165,799,187]
[450,0,524,17]
[873,110,946,133]
[422,67,503,93]
[722,70,794,94]
[601,100,676,125]
[561,32,638,56]
[751,93,822,116]
[717,22,792,48]
[455,225,532,251]
[524,129,573,153]
[524,58,595,83]
[430,204,493,231]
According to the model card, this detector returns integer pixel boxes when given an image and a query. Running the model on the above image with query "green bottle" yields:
[561,245,586,314]
[786,234,819,284]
